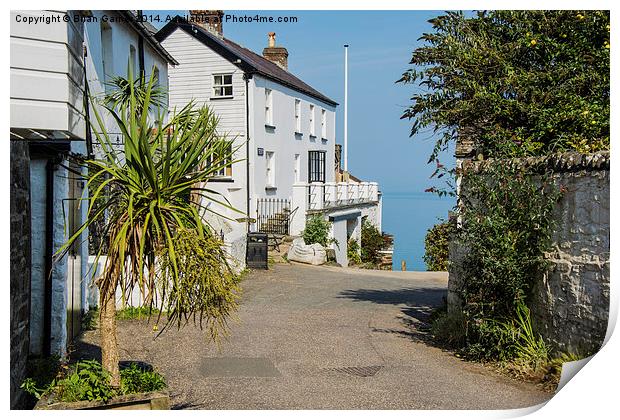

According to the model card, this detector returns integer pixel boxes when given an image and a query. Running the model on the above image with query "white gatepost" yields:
[324,182,336,208]
[290,183,307,235]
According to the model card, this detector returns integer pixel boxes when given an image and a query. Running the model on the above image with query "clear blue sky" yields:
[145,10,455,194]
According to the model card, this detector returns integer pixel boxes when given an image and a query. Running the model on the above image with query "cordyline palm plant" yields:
[57,68,242,387]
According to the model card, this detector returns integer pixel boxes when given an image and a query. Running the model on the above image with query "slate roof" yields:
[155,16,337,106]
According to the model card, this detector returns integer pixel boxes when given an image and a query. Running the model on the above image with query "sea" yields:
[381,192,456,271]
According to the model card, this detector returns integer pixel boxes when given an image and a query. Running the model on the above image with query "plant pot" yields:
[34,390,170,410]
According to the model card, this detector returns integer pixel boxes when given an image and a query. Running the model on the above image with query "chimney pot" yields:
[189,10,224,37]
[263,32,289,70]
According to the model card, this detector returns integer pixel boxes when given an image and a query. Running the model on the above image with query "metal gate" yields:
[256,198,291,235]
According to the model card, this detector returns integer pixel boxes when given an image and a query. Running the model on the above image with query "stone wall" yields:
[10,141,31,409]
[448,151,610,355]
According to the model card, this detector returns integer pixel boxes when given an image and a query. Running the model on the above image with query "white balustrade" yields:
[324,182,336,208]
[299,181,380,212]
[310,182,324,210]
[360,182,370,202]
[337,182,347,205]
[370,182,379,202]
[347,183,355,204]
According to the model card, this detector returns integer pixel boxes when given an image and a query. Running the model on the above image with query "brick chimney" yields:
[189,10,224,37]
[262,32,288,70]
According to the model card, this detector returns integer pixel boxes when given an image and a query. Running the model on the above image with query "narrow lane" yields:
[83,263,552,409]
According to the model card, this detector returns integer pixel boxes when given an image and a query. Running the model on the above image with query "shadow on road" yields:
[337,287,447,343]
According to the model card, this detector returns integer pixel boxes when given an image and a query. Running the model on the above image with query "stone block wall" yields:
[448,151,610,355]
[10,140,31,409]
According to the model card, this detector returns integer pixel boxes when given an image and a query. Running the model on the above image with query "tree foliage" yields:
[360,220,384,264]
[398,10,610,161]
[423,221,453,271]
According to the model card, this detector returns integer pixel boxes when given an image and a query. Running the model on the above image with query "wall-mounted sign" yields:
[257,147,264,156]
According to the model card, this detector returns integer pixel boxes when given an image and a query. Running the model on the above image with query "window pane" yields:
[214,75,222,85]
[214,87,223,96]
[224,86,233,96]
[223,75,232,84]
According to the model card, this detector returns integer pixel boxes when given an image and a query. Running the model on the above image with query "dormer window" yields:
[213,74,233,97]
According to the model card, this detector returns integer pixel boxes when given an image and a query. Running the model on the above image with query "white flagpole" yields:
[344,44,349,174]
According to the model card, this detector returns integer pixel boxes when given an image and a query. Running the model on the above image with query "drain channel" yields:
[326,365,383,377]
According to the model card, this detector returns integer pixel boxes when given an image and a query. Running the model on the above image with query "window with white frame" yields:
[266,151,275,186]
[294,99,301,132]
[321,109,327,138]
[265,88,273,125]
[213,74,233,97]
[294,153,301,183]
[309,104,315,136]
[207,142,233,177]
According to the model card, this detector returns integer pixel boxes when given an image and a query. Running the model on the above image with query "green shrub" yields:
[302,216,333,247]
[423,221,452,271]
[21,359,167,404]
[431,310,466,348]
[120,363,166,395]
[457,166,560,322]
[20,356,62,401]
[360,220,384,264]
[347,239,362,265]
[47,360,115,403]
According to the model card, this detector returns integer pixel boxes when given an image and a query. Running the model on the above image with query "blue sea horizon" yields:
[381,191,456,272]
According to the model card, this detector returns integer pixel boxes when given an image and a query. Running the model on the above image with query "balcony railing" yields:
[300,181,379,211]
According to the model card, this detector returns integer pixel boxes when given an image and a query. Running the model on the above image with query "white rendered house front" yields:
[157,11,382,268]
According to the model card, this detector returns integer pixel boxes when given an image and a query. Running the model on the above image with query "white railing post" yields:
[324,182,336,208]
[337,182,347,205]
[347,183,355,204]
[311,182,324,210]
[360,182,369,202]
[352,183,360,203]
[370,182,379,202]
[290,183,307,235]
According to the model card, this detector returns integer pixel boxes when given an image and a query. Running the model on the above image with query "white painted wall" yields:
[10,10,85,137]
[249,75,336,210]
[84,11,170,142]
[161,27,248,244]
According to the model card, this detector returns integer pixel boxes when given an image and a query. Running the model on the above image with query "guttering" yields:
[83,44,93,158]
[244,73,251,233]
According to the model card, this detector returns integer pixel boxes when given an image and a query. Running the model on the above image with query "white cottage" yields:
[9,10,175,367]
[156,11,382,268]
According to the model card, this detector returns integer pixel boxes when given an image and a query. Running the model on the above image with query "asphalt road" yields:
[78,263,553,409]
